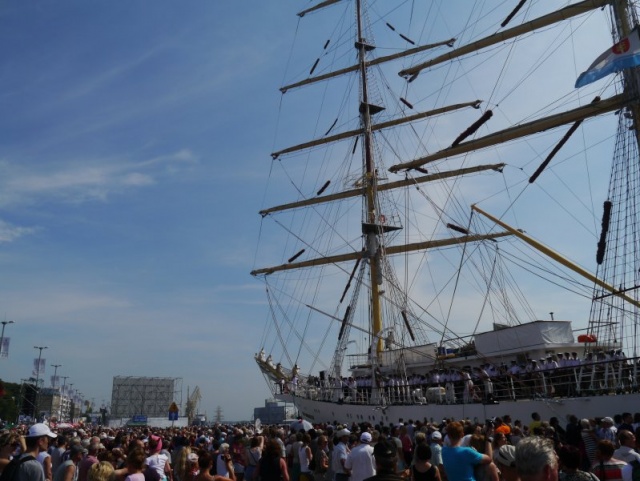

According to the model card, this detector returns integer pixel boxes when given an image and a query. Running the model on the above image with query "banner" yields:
[0,338,9,358]
[51,375,60,388]
[32,358,46,377]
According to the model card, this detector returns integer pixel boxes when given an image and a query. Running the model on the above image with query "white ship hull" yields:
[288,393,640,425]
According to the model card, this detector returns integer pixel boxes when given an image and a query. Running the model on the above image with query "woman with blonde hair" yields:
[0,431,25,474]
[88,461,115,481]
[174,446,193,481]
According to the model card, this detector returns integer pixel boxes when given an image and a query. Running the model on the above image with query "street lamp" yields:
[33,346,48,420]
[0,321,14,358]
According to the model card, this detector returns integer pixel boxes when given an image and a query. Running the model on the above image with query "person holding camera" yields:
[217,444,235,480]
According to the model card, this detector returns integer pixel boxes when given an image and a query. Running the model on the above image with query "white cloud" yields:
[0,149,196,207]
[0,219,37,243]
[122,173,154,186]
[1,288,131,320]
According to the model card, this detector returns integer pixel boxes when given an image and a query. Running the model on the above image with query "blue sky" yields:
[0,1,618,421]
[0,1,294,421]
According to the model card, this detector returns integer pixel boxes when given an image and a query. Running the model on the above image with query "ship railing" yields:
[292,356,640,405]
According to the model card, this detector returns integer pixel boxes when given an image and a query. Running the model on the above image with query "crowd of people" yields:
[291,351,634,405]
[2,411,640,481]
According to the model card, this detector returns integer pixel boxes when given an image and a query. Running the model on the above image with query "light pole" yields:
[33,346,48,420]
[0,320,14,358]
[50,364,62,421]
[60,376,69,421]
[33,346,48,388]
[69,383,74,421]
[51,364,62,388]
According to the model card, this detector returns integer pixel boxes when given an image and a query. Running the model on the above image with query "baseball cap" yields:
[430,431,442,441]
[27,423,57,439]
[336,428,351,438]
[496,445,516,468]
[360,432,372,443]
[70,445,88,456]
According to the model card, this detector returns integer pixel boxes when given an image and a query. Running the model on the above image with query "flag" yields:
[0,338,9,358]
[576,28,640,88]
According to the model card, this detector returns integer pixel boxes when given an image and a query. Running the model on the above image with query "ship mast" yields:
[587,0,640,354]
[611,0,640,147]
[355,0,384,356]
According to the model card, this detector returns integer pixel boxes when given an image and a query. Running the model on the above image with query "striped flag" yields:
[576,28,640,88]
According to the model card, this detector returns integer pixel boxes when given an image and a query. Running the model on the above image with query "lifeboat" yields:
[578,334,597,343]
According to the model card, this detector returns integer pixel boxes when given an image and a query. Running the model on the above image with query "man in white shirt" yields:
[332,428,351,481]
[430,431,445,480]
[620,431,640,481]
[17,423,57,481]
[598,417,618,443]
[615,430,640,463]
[345,432,375,481]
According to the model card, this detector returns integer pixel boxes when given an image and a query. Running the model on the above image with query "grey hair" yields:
[516,437,558,478]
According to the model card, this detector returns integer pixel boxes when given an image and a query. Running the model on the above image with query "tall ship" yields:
[251,0,640,424]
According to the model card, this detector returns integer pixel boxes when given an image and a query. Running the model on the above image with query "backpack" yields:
[0,455,36,481]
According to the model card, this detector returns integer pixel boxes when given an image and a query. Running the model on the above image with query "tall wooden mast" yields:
[355,0,384,356]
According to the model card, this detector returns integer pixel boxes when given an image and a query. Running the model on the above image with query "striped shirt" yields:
[591,459,627,481]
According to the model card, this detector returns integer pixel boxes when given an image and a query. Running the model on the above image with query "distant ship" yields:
[192,413,207,426]
[252,0,640,424]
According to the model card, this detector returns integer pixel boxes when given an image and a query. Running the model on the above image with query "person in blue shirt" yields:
[441,422,493,481]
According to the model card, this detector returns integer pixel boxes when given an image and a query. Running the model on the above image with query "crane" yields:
[185,386,201,424]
